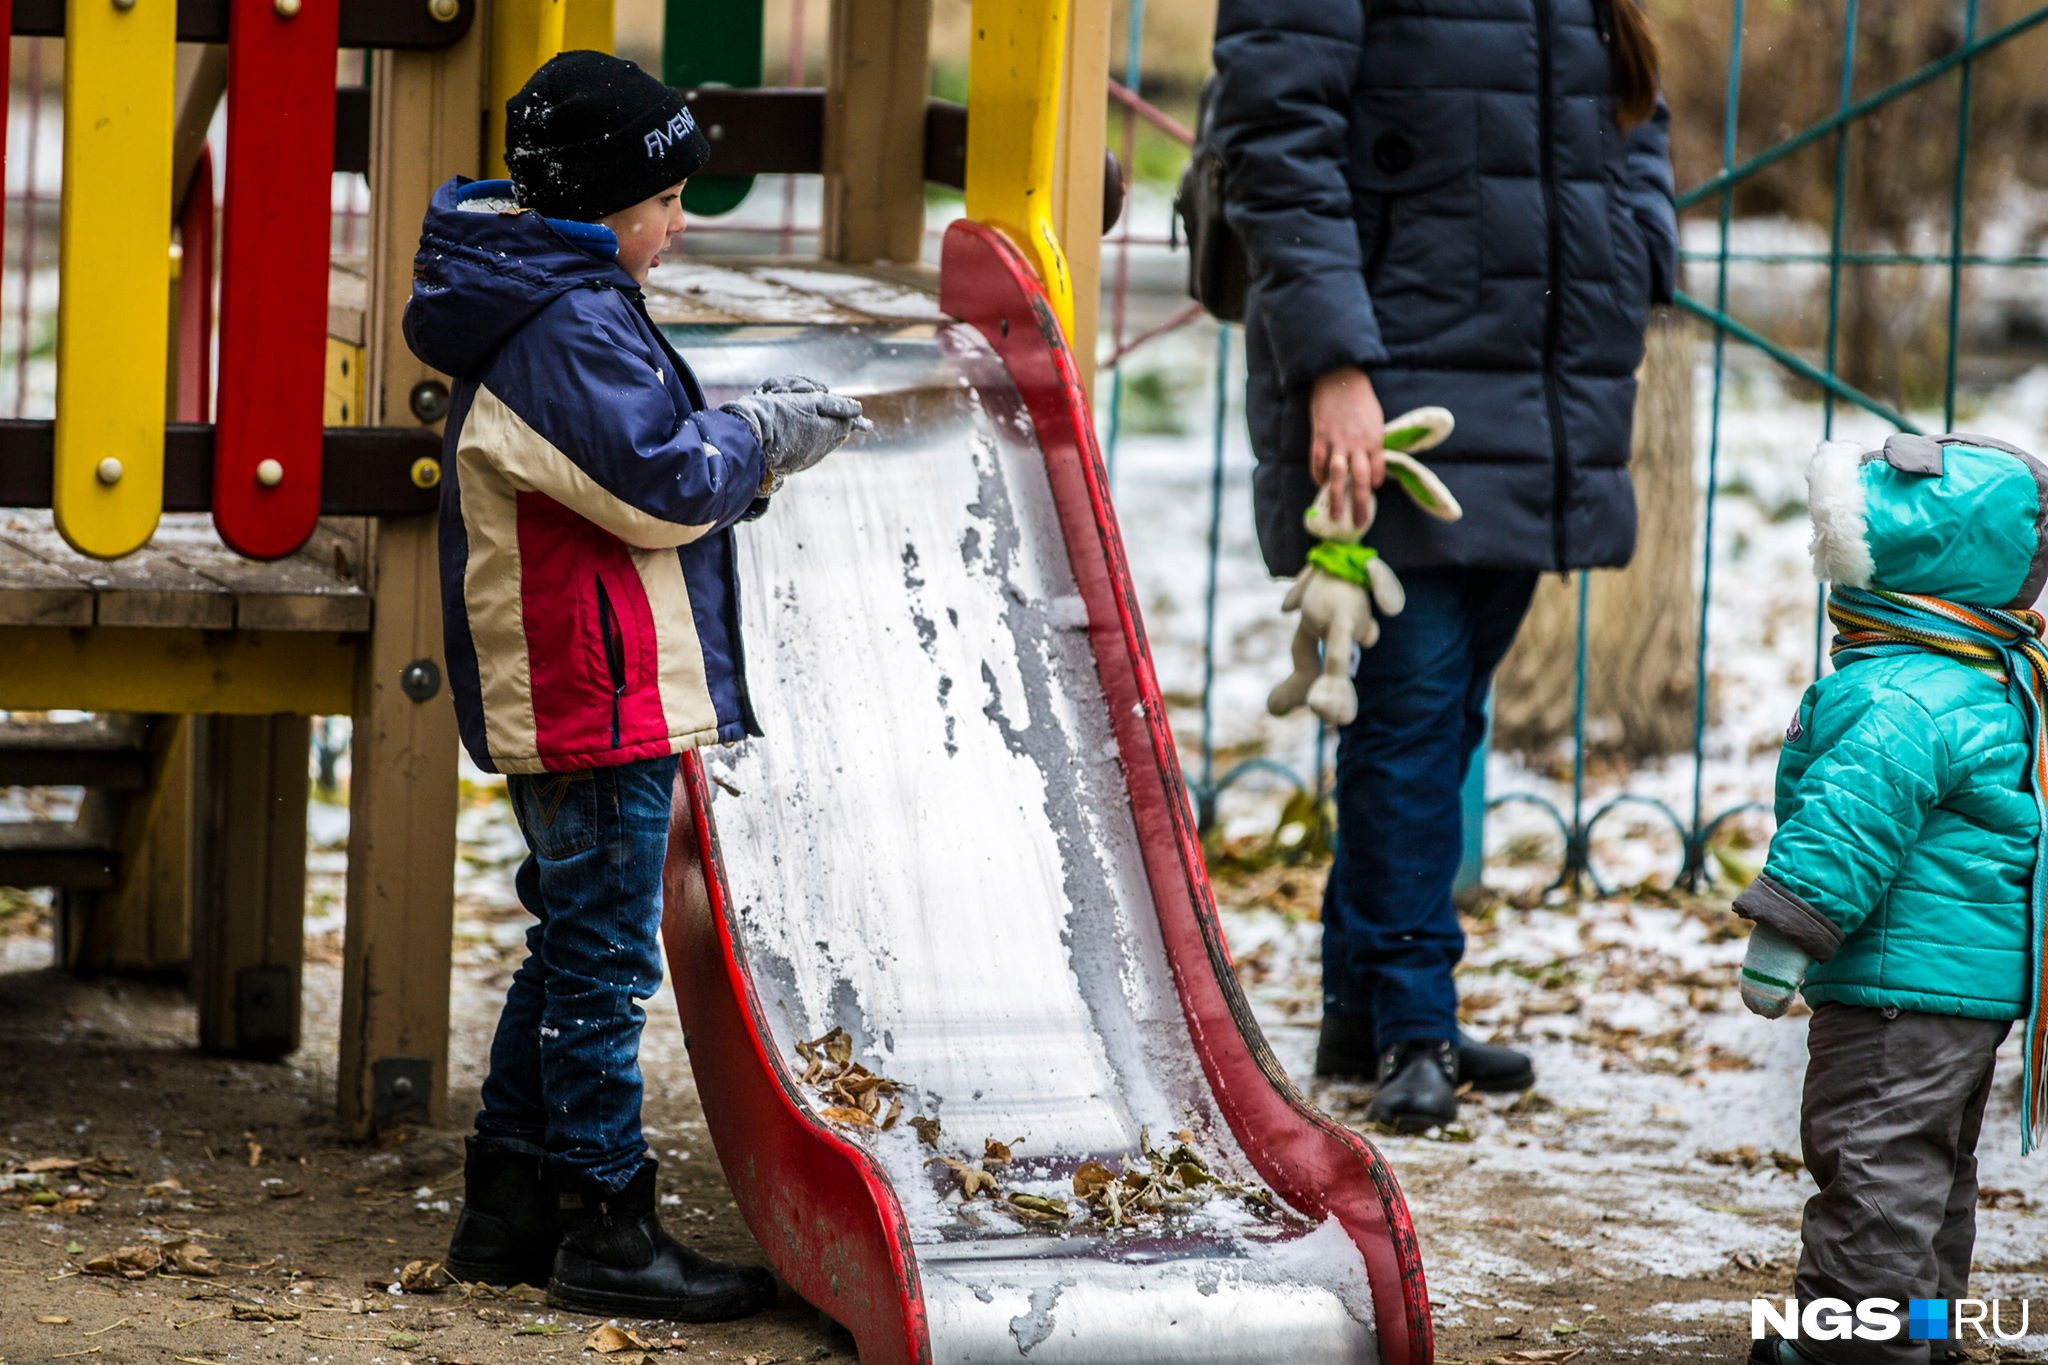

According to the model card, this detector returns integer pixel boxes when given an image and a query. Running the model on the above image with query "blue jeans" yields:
[1322,568,1537,1049]
[475,754,679,1190]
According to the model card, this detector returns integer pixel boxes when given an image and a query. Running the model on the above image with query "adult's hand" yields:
[1310,366,1385,529]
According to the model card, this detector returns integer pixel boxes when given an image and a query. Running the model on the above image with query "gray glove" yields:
[721,388,870,483]
[755,375,829,395]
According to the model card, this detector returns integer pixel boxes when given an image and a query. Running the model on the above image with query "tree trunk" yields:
[1493,309,1700,757]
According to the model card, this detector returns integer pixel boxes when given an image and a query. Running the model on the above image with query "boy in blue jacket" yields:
[403,51,864,1321]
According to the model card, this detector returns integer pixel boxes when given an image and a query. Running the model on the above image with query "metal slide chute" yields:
[660,224,1430,1365]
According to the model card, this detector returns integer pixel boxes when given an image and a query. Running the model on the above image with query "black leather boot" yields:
[444,1138,558,1288]
[548,1159,778,1321]
[1365,1039,1459,1132]
[1456,1035,1535,1093]
[1314,1012,1379,1080]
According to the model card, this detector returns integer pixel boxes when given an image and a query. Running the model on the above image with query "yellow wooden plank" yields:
[326,337,366,426]
[486,0,567,178]
[965,0,1074,343]
[0,627,356,714]
[563,0,613,53]
[56,0,177,559]
[1053,0,1107,393]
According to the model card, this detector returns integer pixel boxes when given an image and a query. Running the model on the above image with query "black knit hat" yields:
[505,50,709,222]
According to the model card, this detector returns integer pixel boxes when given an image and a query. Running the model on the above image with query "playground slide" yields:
[660,224,1430,1364]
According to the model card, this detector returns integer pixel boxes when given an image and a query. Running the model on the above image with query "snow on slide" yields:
[660,224,1430,1365]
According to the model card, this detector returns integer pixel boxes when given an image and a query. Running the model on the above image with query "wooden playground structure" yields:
[0,0,1115,1138]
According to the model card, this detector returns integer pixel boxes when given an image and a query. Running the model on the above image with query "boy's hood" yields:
[403,177,636,381]
[1809,433,2048,608]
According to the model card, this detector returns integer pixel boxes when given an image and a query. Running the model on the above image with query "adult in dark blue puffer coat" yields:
[1210,0,1677,1130]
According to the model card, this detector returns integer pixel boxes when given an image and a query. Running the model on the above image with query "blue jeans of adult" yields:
[1322,567,1537,1049]
[474,754,679,1191]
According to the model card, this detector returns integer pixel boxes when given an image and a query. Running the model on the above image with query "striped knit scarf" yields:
[1827,584,2048,1153]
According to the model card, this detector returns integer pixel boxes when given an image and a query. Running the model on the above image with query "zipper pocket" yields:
[594,574,626,749]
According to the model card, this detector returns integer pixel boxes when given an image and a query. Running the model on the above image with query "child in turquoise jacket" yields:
[1738,433,2048,1365]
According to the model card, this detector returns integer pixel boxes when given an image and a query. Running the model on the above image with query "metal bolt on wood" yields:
[399,660,441,702]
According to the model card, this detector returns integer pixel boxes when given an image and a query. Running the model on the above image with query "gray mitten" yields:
[721,389,871,483]
[754,375,829,395]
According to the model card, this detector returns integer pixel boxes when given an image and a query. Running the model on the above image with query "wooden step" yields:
[0,821,117,890]
[0,715,149,789]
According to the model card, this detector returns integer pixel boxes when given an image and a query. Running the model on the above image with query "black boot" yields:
[1748,1336,1817,1364]
[1314,1012,1379,1080]
[549,1159,778,1322]
[1457,1035,1535,1093]
[1366,1040,1459,1132]
[445,1138,558,1288]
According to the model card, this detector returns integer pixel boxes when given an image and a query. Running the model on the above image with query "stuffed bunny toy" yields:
[1267,407,1463,728]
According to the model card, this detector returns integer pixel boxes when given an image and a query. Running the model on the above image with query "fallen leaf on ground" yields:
[230,1304,301,1323]
[35,1315,71,1325]
[588,1326,653,1353]
[910,1117,942,1148]
[385,1329,422,1350]
[820,1106,873,1128]
[515,1321,566,1336]
[399,1259,455,1293]
[82,1245,160,1279]
[162,1241,218,1276]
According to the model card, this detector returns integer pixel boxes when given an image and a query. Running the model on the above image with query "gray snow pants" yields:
[1792,1002,2011,1365]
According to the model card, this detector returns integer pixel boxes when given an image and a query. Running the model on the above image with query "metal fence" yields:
[1091,1,2048,896]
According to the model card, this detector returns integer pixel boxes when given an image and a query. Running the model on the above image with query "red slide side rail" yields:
[936,219,1433,1365]
[663,761,932,1365]
[211,0,337,558]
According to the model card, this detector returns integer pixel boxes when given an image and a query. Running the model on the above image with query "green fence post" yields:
[1455,698,1489,898]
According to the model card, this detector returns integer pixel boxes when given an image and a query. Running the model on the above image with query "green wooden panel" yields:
[665,0,765,217]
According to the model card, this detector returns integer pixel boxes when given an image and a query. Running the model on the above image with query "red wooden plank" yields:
[213,0,338,559]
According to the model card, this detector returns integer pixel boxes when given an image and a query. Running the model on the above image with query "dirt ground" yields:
[4,876,2048,1365]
